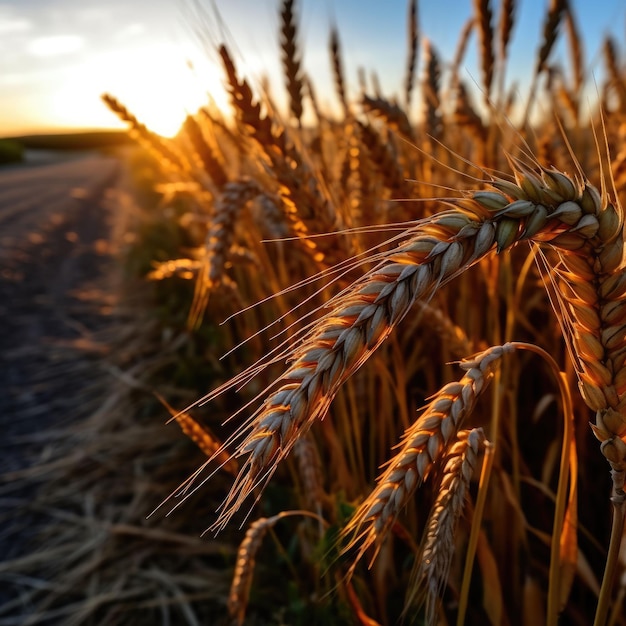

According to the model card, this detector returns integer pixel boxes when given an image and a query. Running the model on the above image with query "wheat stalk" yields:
[450,17,475,90]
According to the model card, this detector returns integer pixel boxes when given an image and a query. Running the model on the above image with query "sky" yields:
[1,0,625,137]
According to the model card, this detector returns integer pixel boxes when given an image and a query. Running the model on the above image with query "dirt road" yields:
[0,151,124,551]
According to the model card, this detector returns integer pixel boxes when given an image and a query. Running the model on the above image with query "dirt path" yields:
[0,152,125,559]
[0,151,234,625]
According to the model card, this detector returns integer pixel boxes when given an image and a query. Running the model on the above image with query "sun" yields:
[104,44,231,138]
[41,42,230,138]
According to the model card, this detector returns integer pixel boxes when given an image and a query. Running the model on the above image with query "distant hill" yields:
[6,131,133,151]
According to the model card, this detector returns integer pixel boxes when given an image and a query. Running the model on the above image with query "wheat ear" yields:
[330,26,348,117]
[473,0,495,104]
[357,120,410,197]
[280,0,304,125]
[228,511,322,625]
[450,17,475,90]
[342,345,510,564]
[524,0,566,124]
[102,93,190,173]
[404,0,419,110]
[219,44,341,264]
[422,38,442,141]
[408,428,486,625]
[294,435,325,514]
[361,94,414,140]
[535,0,566,77]
[603,37,626,114]
[545,196,626,484]
[188,179,261,328]
[563,3,583,98]
[207,165,611,532]
[498,0,516,64]
[183,114,228,190]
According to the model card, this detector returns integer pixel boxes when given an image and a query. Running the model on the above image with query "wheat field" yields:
[6,0,626,624]
[104,0,626,623]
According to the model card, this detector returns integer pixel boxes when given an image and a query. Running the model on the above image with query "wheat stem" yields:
[594,473,626,626]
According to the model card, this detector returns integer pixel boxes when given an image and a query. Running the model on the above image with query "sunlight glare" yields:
[45,42,230,137]
[106,45,231,137]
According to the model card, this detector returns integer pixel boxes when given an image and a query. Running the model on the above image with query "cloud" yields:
[28,35,85,57]
[117,23,146,39]
[0,17,32,35]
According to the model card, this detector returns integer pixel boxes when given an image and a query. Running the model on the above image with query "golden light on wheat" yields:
[92,0,626,623]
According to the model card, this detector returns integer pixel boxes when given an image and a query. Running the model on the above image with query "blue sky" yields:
[1,0,625,136]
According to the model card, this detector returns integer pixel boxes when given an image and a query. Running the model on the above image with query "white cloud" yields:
[28,35,85,57]
[0,17,32,35]
[117,23,146,39]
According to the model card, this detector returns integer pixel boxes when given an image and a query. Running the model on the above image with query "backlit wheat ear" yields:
[227,524,259,624]
[173,411,239,476]
[357,120,411,198]
[361,94,414,140]
[228,510,324,625]
[563,3,583,99]
[453,81,487,148]
[219,44,343,265]
[404,0,419,110]
[498,0,516,65]
[294,435,325,514]
[545,199,626,442]
[422,38,442,141]
[228,515,278,625]
[416,302,474,358]
[407,428,486,625]
[102,93,190,173]
[330,26,348,117]
[535,0,566,77]
[209,167,612,532]
[473,0,495,104]
[524,0,566,123]
[188,180,261,329]
[280,0,304,126]
[342,345,511,565]
[183,114,228,190]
